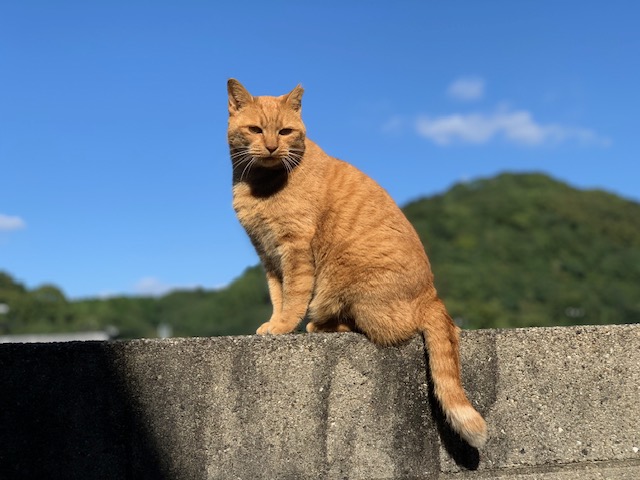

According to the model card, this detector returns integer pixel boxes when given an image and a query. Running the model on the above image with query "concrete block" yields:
[1,324,639,479]
[448,326,640,476]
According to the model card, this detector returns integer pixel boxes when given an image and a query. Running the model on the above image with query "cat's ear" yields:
[227,79,253,115]
[283,84,304,112]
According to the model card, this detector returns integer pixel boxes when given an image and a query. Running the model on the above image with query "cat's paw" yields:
[256,321,294,335]
[256,322,272,335]
[269,323,294,335]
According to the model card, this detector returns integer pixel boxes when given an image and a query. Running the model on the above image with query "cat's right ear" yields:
[227,79,253,115]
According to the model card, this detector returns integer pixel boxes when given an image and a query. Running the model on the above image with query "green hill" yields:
[1,172,639,338]
[404,172,640,328]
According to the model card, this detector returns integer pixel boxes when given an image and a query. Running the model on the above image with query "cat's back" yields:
[311,145,429,271]
[319,149,419,237]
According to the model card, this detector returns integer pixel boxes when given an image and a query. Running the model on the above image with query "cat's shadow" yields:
[423,351,481,471]
[233,165,289,198]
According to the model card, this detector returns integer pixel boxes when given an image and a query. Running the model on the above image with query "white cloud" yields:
[383,78,610,148]
[93,278,224,299]
[134,277,175,297]
[447,76,485,101]
[415,108,611,147]
[132,276,222,297]
[0,214,26,232]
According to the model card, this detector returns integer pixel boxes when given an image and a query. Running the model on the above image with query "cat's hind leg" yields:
[305,297,355,333]
[305,319,353,333]
[350,299,417,346]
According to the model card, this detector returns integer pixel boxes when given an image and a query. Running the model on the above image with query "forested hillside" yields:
[2,173,639,338]
[404,173,640,328]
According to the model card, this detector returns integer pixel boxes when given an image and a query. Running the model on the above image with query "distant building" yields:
[0,331,116,343]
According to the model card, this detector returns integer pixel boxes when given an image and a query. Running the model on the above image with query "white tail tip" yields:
[447,405,488,448]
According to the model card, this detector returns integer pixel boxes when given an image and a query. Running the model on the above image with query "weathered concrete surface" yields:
[0,324,638,479]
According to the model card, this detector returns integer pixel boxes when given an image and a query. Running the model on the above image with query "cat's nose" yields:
[266,146,278,154]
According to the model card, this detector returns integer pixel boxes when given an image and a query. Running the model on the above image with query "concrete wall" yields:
[1,324,638,479]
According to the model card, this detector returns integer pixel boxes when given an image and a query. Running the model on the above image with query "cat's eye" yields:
[248,126,263,134]
[279,128,293,136]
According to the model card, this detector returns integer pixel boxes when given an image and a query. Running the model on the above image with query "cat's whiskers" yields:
[282,153,302,177]
[231,147,256,181]
[232,146,304,179]
[231,154,251,166]
[239,156,257,181]
[231,155,251,170]
[230,150,258,182]
[231,152,251,163]
[284,157,296,175]
[230,148,251,160]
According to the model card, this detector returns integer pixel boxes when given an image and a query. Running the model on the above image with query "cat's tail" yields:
[420,298,488,448]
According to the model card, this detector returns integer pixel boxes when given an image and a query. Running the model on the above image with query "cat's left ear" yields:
[283,84,304,112]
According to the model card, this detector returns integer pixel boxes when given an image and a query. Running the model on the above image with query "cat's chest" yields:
[233,186,278,232]
[232,184,312,258]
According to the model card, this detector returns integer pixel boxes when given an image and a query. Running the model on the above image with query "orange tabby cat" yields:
[227,79,488,448]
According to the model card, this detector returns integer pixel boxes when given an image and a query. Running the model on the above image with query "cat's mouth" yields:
[257,156,283,167]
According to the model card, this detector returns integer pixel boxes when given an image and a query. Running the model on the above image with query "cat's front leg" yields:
[256,247,314,336]
[256,271,284,335]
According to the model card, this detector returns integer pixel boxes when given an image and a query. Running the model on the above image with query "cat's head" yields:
[227,79,306,171]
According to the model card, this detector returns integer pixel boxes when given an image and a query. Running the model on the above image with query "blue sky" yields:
[1,1,639,299]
